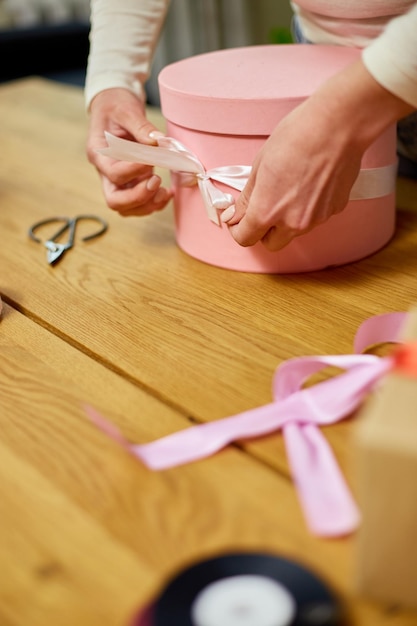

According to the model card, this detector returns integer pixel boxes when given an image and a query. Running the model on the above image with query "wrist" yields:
[89,87,145,114]
[311,59,415,153]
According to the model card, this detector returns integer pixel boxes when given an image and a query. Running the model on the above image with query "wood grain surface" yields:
[1,77,417,626]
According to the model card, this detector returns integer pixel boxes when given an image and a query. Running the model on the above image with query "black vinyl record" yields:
[153,552,343,626]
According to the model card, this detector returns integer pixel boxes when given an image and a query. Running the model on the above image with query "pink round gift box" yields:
[158,45,397,273]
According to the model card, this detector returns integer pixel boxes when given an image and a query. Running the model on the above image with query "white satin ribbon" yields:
[350,162,397,200]
[99,132,397,225]
[100,132,249,225]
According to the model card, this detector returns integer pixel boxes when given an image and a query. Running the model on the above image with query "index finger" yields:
[93,152,153,186]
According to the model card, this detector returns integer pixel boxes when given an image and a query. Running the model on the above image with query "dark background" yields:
[0,20,89,87]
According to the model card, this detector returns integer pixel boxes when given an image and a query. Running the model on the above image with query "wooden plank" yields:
[2,302,416,625]
[0,442,152,626]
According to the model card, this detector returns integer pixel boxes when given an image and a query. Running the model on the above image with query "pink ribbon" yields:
[85,312,408,537]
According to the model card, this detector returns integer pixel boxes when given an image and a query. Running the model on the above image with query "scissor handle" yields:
[28,216,70,243]
[73,215,108,241]
[29,215,108,244]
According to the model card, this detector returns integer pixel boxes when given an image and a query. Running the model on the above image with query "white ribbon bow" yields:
[99,132,251,225]
[99,132,397,226]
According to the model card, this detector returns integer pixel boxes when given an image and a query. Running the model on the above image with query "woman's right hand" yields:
[86,88,173,217]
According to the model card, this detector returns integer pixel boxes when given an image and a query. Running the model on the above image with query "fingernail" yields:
[146,175,161,191]
[220,205,236,223]
[149,130,165,139]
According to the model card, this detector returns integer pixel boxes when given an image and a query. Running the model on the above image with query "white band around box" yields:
[100,132,398,226]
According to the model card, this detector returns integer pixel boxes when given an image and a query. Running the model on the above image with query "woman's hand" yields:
[224,96,362,251]
[86,88,173,217]
[224,59,415,251]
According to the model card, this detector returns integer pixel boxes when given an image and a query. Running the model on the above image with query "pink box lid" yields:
[158,44,361,135]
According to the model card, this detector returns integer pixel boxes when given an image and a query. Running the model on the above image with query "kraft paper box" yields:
[354,307,417,610]
[158,45,397,273]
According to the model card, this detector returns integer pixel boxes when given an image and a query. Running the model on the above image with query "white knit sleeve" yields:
[85,0,170,109]
[362,2,417,108]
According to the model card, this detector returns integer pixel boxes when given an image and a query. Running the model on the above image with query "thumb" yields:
[220,176,254,226]
[123,106,166,146]
[132,122,166,146]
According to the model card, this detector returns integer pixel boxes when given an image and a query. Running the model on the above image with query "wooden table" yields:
[1,77,416,626]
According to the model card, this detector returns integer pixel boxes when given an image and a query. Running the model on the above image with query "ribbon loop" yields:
[99,132,249,226]
[196,174,235,223]
[85,312,408,538]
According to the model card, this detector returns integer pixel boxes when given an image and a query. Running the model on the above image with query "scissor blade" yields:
[45,241,67,265]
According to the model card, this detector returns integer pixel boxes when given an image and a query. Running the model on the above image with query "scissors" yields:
[28,215,108,265]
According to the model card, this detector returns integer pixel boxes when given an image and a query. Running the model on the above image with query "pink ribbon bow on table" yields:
[98,133,397,227]
[85,311,409,538]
